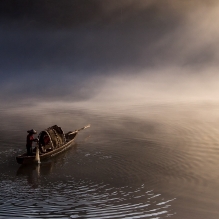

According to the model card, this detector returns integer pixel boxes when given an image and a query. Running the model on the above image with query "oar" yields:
[77,124,91,132]
[35,146,40,164]
[35,143,41,164]
[67,124,91,135]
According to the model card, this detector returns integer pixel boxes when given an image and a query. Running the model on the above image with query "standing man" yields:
[26,129,38,156]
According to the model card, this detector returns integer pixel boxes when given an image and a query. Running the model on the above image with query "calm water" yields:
[0,102,219,219]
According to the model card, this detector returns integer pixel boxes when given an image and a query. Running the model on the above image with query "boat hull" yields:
[16,138,75,165]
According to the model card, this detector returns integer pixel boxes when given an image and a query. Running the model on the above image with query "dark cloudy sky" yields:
[1,0,219,104]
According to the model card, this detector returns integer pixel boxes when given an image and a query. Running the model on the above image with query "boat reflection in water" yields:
[16,164,41,188]
[16,143,78,188]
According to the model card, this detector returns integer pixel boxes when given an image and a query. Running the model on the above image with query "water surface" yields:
[0,102,219,218]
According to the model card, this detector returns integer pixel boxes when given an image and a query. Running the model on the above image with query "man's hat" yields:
[27,129,37,134]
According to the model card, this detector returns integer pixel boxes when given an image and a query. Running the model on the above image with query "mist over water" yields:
[1,0,219,103]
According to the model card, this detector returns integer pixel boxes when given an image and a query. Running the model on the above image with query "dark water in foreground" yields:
[0,102,219,219]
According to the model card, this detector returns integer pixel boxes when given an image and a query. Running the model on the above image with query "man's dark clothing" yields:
[26,134,35,156]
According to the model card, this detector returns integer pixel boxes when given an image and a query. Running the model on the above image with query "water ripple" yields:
[0,179,176,219]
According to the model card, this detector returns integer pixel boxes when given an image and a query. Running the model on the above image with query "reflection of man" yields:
[26,129,38,156]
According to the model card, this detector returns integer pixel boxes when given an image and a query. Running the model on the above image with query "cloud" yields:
[1,0,218,73]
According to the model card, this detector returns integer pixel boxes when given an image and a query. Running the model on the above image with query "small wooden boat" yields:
[16,124,90,165]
